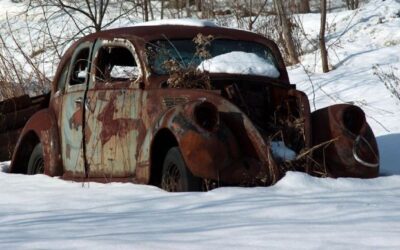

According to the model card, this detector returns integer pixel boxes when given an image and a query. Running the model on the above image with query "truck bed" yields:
[0,93,49,161]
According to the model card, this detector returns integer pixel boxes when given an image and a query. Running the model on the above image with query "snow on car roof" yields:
[133,18,218,28]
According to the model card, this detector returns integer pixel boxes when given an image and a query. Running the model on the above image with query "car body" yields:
[7,20,380,191]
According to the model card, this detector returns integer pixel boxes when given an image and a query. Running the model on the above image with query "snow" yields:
[133,18,218,28]
[0,0,25,17]
[197,51,281,78]
[270,141,297,161]
[1,166,400,249]
[1,0,400,249]
[289,0,400,135]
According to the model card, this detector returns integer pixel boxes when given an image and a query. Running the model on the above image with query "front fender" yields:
[147,98,280,185]
[10,109,62,176]
[312,104,379,178]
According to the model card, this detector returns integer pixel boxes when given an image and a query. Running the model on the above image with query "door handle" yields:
[75,97,83,104]
[85,97,91,111]
[75,97,91,110]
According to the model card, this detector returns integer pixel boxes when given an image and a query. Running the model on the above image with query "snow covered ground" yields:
[1,0,400,249]
[1,163,400,249]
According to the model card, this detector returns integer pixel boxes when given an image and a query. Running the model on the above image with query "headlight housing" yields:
[193,101,219,131]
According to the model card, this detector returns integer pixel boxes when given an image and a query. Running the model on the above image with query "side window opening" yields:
[70,48,90,85]
[94,46,139,83]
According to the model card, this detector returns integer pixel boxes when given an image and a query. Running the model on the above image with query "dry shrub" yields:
[161,33,213,90]
[373,65,400,103]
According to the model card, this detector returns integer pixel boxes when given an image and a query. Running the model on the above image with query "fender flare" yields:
[311,104,379,178]
[136,101,206,184]
[9,109,63,176]
[137,99,280,185]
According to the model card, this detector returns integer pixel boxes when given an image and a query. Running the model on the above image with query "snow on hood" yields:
[133,18,218,27]
[197,51,280,78]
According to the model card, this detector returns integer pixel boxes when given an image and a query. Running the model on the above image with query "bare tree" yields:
[160,0,165,19]
[274,0,299,64]
[143,0,149,21]
[186,0,191,17]
[0,0,142,98]
[247,0,269,31]
[28,0,140,32]
[295,0,310,13]
[345,0,359,10]
[320,0,329,72]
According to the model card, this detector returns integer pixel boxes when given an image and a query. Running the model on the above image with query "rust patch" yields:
[84,125,92,144]
[69,104,83,130]
[97,93,141,146]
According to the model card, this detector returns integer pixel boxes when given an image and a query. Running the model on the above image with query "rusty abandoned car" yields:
[0,20,380,191]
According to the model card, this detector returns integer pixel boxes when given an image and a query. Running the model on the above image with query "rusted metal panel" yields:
[0,95,31,114]
[9,109,62,176]
[137,88,283,186]
[0,94,49,161]
[61,85,86,178]
[0,94,49,131]
[0,128,22,161]
[81,38,146,178]
[84,89,145,178]
[311,104,379,178]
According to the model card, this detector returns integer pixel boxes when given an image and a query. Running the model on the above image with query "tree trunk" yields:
[149,0,154,20]
[274,0,299,65]
[346,0,359,10]
[195,0,202,11]
[143,0,149,21]
[186,0,191,17]
[161,0,165,19]
[298,0,310,13]
[319,0,329,73]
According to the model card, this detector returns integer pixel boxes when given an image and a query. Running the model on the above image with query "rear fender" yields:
[9,109,62,176]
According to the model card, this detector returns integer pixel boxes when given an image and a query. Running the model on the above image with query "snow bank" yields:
[197,51,281,78]
[0,161,9,173]
[270,141,297,161]
[1,168,400,250]
[289,0,400,136]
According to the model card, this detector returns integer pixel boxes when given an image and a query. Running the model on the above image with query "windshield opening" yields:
[146,38,280,78]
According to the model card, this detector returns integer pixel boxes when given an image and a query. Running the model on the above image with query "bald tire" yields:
[161,147,202,192]
[27,143,45,175]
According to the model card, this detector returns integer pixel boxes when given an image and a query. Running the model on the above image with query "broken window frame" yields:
[68,46,91,86]
[89,38,142,88]
[146,38,280,77]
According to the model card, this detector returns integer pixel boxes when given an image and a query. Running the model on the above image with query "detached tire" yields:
[27,143,44,175]
[161,147,202,192]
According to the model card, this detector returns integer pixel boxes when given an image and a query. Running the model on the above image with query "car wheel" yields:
[161,147,202,192]
[27,143,44,175]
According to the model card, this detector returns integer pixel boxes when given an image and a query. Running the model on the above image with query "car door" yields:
[60,42,92,178]
[84,38,145,179]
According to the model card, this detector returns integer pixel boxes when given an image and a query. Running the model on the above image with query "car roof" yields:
[52,22,288,92]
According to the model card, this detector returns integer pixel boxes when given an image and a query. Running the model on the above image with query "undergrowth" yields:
[373,65,400,104]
